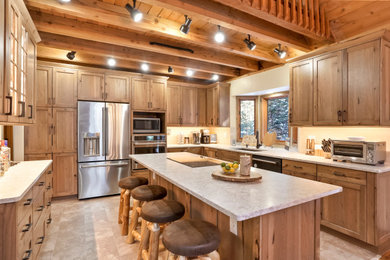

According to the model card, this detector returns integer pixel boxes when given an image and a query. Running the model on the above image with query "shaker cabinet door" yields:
[181,87,197,126]
[78,71,105,101]
[166,85,181,126]
[52,108,77,153]
[105,74,130,102]
[131,77,150,111]
[53,68,78,108]
[24,107,52,154]
[53,153,77,197]
[150,79,166,111]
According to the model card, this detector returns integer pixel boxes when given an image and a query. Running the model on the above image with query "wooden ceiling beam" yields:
[138,0,314,51]
[38,32,240,77]
[29,10,260,71]
[25,0,284,63]
[38,46,227,81]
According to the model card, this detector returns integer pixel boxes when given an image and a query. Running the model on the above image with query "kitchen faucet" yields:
[256,130,262,149]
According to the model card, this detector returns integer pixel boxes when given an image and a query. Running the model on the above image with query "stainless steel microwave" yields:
[133,117,161,133]
[331,140,386,165]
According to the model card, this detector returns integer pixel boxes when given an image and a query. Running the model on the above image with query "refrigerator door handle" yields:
[80,162,129,168]
[102,107,107,157]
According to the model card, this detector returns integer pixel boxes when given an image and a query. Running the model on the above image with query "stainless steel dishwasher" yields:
[252,155,282,173]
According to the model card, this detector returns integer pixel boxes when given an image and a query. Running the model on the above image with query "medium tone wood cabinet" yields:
[24,108,52,154]
[197,88,207,126]
[52,108,77,153]
[206,83,230,127]
[282,160,317,180]
[52,67,78,108]
[167,84,197,126]
[53,153,77,197]
[380,40,390,125]
[105,74,130,103]
[36,66,52,107]
[131,76,167,111]
[78,71,105,101]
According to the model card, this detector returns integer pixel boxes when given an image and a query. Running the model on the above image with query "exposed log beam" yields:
[30,10,260,71]
[138,0,314,51]
[38,32,240,77]
[38,46,228,81]
[25,0,283,63]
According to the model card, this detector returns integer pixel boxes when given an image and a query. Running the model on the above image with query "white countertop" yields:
[168,144,390,173]
[130,153,342,221]
[0,160,52,204]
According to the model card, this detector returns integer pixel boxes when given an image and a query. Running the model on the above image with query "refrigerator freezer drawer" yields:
[78,160,130,199]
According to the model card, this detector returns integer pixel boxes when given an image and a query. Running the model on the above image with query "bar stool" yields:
[127,185,168,244]
[137,200,185,260]
[118,176,148,236]
[162,219,221,260]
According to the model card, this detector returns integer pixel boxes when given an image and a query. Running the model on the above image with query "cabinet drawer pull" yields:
[36,206,44,212]
[24,198,32,206]
[37,236,45,244]
[38,181,45,186]
[293,165,303,170]
[333,171,346,177]
[22,249,32,260]
[47,170,52,175]
[5,96,12,115]
[343,110,347,122]
[18,101,26,117]
[28,105,33,119]
[47,201,51,207]
[47,218,52,224]
[337,110,342,122]
[46,185,51,191]
[22,223,32,232]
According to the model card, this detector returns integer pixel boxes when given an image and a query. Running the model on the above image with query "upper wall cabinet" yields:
[1,0,40,125]
[131,76,168,111]
[206,83,230,127]
[290,32,390,127]
[105,74,130,103]
[78,71,105,101]
[166,84,197,126]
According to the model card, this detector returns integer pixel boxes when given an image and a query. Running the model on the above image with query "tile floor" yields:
[39,196,382,260]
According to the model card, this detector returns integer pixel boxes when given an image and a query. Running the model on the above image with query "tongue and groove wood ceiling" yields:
[26,0,390,83]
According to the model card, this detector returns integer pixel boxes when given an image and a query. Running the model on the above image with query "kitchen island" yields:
[130,153,342,260]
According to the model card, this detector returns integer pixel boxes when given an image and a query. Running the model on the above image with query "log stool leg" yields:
[118,188,125,224]
[137,219,150,260]
[127,199,140,243]
[121,189,131,235]
[147,223,161,260]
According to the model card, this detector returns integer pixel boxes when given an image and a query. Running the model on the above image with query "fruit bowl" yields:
[220,162,240,175]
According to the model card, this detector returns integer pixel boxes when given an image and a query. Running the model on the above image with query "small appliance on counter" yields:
[210,134,217,144]
[192,132,201,144]
[201,129,210,144]
[331,139,386,165]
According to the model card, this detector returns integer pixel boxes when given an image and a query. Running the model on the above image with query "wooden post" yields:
[127,199,140,243]
[148,223,161,260]
[118,188,125,224]
[137,219,150,260]
[121,189,131,235]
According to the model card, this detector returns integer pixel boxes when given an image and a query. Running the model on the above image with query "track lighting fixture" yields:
[168,66,174,73]
[274,43,287,59]
[186,69,194,77]
[141,63,149,72]
[107,58,116,67]
[214,25,225,43]
[212,74,219,81]
[125,0,143,23]
[180,15,192,35]
[244,34,256,51]
[66,51,76,60]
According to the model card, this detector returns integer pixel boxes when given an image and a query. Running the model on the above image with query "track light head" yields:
[214,25,225,43]
[168,66,174,73]
[66,51,76,60]
[244,34,256,51]
[180,15,192,34]
[125,0,143,22]
[274,43,287,59]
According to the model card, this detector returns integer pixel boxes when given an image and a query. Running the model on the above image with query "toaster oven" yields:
[331,140,386,165]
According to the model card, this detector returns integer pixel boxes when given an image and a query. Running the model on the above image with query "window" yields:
[236,97,257,141]
[261,93,289,142]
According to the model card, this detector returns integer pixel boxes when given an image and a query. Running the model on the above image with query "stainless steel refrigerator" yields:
[77,101,130,199]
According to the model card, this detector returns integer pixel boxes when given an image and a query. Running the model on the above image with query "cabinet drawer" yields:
[217,150,241,162]
[32,215,46,260]
[33,174,46,199]
[45,168,53,191]
[16,189,33,225]
[317,165,366,185]
[17,212,33,255]
[32,189,45,229]
[282,160,317,180]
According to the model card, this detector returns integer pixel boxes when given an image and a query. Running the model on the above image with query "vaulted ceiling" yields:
[26,0,390,84]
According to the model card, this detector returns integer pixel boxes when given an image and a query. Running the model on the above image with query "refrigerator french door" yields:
[78,101,130,199]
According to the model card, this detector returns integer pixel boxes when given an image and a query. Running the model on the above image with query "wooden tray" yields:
[211,170,262,183]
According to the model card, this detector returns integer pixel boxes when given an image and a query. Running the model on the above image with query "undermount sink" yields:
[234,147,265,152]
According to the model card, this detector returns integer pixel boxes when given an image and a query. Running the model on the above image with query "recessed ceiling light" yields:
[141,63,149,72]
[212,74,219,81]
[214,25,225,43]
[66,51,76,60]
[244,34,256,51]
[180,15,192,35]
[107,58,116,67]
[60,0,71,3]
[125,0,143,22]
[274,43,287,59]
[186,69,194,77]
[168,66,174,73]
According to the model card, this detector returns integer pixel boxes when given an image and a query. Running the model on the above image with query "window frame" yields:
[236,96,258,142]
[260,92,289,144]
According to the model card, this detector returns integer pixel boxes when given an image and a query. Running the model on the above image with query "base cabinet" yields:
[53,153,77,197]
[282,160,317,180]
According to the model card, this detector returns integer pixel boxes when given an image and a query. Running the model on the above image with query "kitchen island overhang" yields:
[130,153,342,260]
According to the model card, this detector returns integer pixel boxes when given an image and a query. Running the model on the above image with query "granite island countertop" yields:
[130,153,342,221]
[0,160,52,204]
[167,144,390,173]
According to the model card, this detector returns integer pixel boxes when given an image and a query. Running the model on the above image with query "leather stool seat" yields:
[141,200,185,224]
[162,219,221,257]
[131,185,167,202]
[118,176,148,190]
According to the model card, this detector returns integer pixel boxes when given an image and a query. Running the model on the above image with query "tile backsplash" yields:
[167,127,230,145]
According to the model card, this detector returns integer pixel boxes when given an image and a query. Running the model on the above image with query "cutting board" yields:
[263,132,277,146]
[212,170,262,183]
